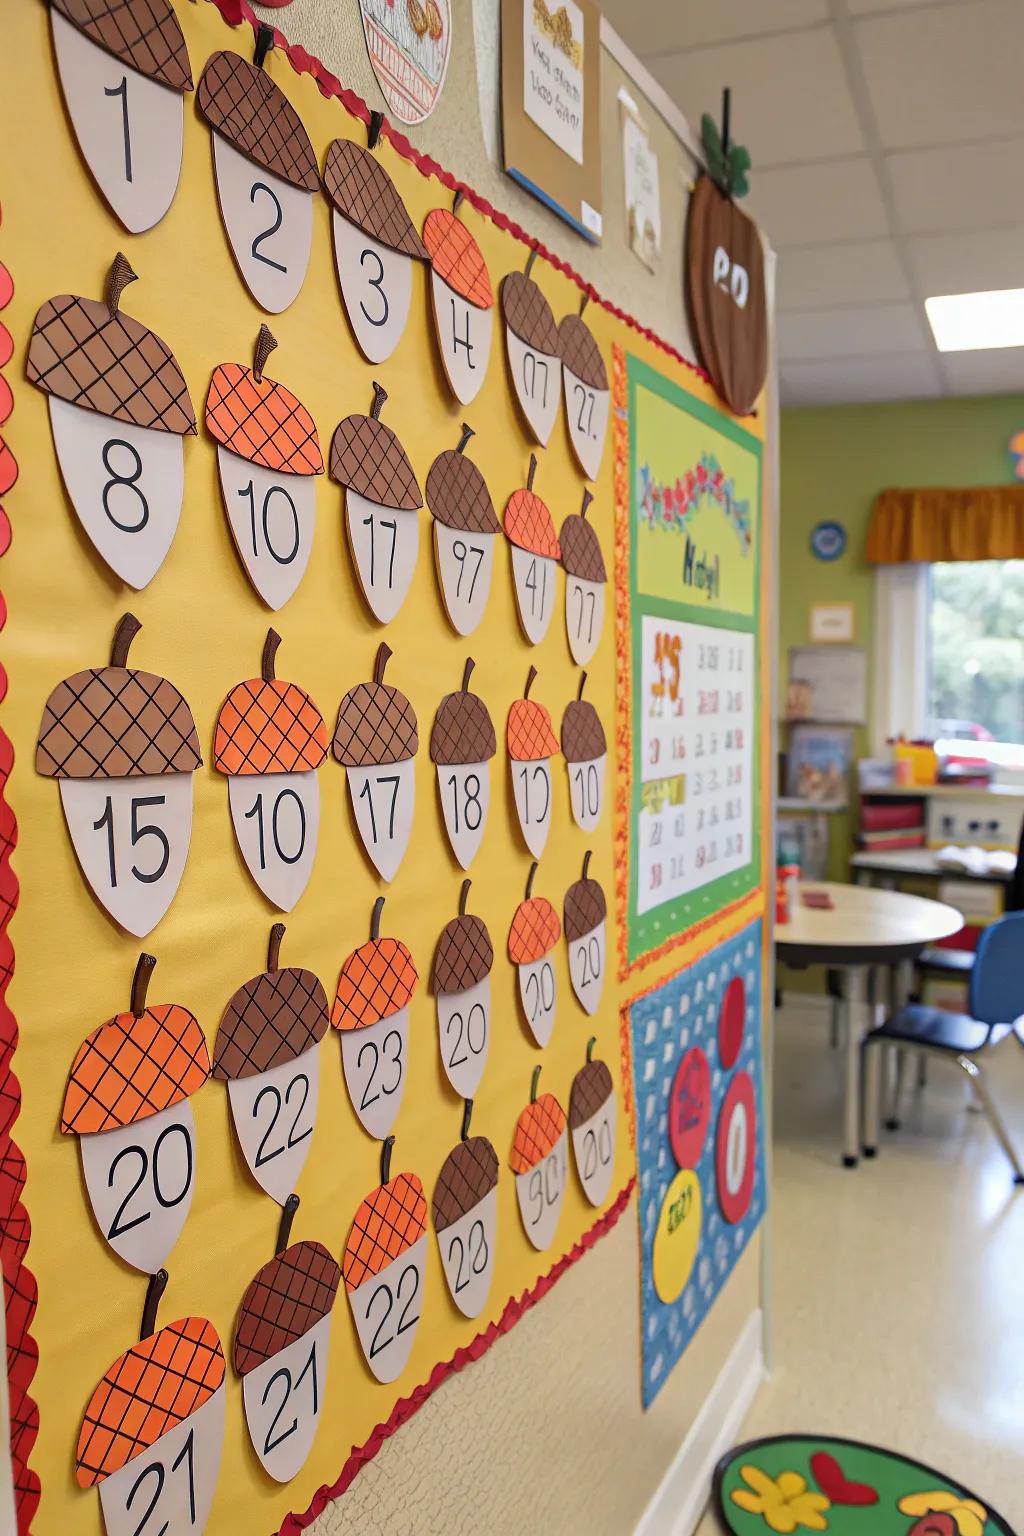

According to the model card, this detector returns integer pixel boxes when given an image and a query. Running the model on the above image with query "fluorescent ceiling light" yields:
[925,288,1024,352]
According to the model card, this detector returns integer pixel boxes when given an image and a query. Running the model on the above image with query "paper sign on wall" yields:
[620,100,661,272]
[523,0,585,164]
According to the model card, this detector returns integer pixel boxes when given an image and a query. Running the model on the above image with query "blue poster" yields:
[629,920,766,1407]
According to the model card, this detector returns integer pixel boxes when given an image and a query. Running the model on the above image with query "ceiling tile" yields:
[597,0,828,57]
[937,349,1024,398]
[648,29,864,166]
[776,239,911,311]
[780,353,944,407]
[750,159,889,246]
[888,136,1024,234]
[907,227,1024,298]
[779,303,929,361]
[855,0,1024,148]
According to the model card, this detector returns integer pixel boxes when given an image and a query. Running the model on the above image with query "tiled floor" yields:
[696,999,1024,1532]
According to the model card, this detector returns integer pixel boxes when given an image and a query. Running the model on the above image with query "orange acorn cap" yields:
[510,1092,566,1173]
[508,895,561,965]
[206,327,323,477]
[423,208,493,309]
[504,488,560,559]
[507,697,559,762]
[332,936,418,1032]
[62,1001,210,1137]
[343,1172,427,1291]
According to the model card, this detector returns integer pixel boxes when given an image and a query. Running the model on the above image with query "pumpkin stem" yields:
[262,627,281,682]
[368,109,384,150]
[582,850,592,880]
[380,1133,395,1185]
[276,1193,299,1253]
[530,1064,541,1103]
[452,188,464,215]
[456,422,474,454]
[373,641,392,685]
[525,248,537,277]
[461,656,475,691]
[106,252,138,318]
[111,612,141,668]
[459,878,471,916]
[580,487,593,521]
[370,895,385,941]
[721,86,731,157]
[267,922,285,973]
[526,453,538,492]
[130,953,157,1018]
[253,324,277,384]
[370,381,388,420]
[525,860,538,899]
[524,664,538,700]
[586,1035,596,1063]
[461,1098,473,1141]
[254,22,274,67]
[577,670,587,701]
[140,1269,168,1342]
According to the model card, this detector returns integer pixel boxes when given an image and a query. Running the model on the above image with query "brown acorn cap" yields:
[322,138,428,260]
[426,427,500,534]
[52,0,193,92]
[500,271,559,355]
[432,1136,498,1231]
[333,644,419,768]
[570,1057,613,1128]
[213,967,329,1081]
[560,499,607,583]
[564,861,607,942]
[432,913,494,994]
[232,1240,342,1377]
[558,312,608,390]
[330,384,422,510]
[561,698,606,764]
[430,660,496,765]
[197,50,319,192]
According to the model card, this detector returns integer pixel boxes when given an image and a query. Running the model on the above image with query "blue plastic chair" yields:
[863,911,1024,1181]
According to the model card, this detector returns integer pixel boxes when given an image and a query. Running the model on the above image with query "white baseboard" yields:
[779,990,833,1021]
[634,1309,765,1536]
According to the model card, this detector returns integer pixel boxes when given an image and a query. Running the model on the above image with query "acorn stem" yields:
[373,641,392,685]
[140,1269,168,1341]
[262,628,281,682]
[459,879,471,916]
[253,324,278,384]
[582,850,592,880]
[456,423,474,454]
[452,188,464,215]
[577,671,587,701]
[580,488,593,521]
[276,1193,299,1253]
[461,656,475,692]
[524,664,538,700]
[267,923,285,973]
[461,1098,473,1140]
[586,1035,596,1063]
[111,612,142,668]
[380,1134,395,1184]
[131,953,157,1017]
[106,253,138,318]
[525,248,537,277]
[370,381,388,420]
[579,291,590,317]
[254,22,274,67]
[526,454,538,492]
[525,860,538,899]
[530,1064,541,1103]
[368,109,384,150]
[370,896,385,941]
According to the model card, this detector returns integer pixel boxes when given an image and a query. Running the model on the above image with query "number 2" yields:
[250,182,287,273]
[252,1074,312,1169]
[366,1263,420,1357]
[261,1340,318,1457]
[573,382,595,437]
[125,1426,195,1536]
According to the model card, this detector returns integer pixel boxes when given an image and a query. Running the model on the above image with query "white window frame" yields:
[871,563,929,754]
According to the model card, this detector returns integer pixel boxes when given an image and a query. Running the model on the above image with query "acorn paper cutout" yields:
[504,455,561,644]
[61,954,210,1274]
[564,852,607,1016]
[559,302,609,481]
[508,863,561,1047]
[206,327,323,609]
[233,1240,341,1482]
[322,133,429,364]
[508,667,559,858]
[330,383,422,623]
[426,424,500,636]
[37,614,202,935]
[213,926,329,1204]
[500,251,562,446]
[197,35,319,312]
[430,657,495,868]
[561,489,607,664]
[432,1106,498,1319]
[423,195,494,404]
[333,644,418,881]
[27,255,196,589]
[570,1038,616,1207]
[511,1067,567,1252]
[343,1139,428,1383]
[214,631,327,910]
[432,882,494,1098]
[561,674,607,832]
[49,0,193,233]
[332,900,418,1139]
[76,1317,226,1536]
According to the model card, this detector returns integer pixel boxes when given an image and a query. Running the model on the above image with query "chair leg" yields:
[886,1049,909,1131]
[956,1056,1024,1184]
[863,1040,881,1157]
[830,999,840,1050]
[917,1052,929,1088]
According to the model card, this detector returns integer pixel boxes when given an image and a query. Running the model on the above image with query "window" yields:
[927,560,1024,749]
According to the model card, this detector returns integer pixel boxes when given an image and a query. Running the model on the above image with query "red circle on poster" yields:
[668,1046,711,1169]
[718,974,746,1069]
[716,1069,756,1224]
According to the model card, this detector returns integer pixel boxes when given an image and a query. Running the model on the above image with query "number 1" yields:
[104,76,132,183]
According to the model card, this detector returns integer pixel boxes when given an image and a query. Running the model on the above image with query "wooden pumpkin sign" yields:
[426,425,500,636]
[569,1038,617,1208]
[423,194,494,404]
[500,250,562,447]
[343,1137,428,1383]
[507,667,559,859]
[432,881,494,1098]
[511,1067,568,1252]
[430,658,496,869]
[49,0,193,233]
[432,1103,498,1319]
[333,644,418,881]
[332,899,418,1139]
[561,674,607,833]
[508,863,561,1048]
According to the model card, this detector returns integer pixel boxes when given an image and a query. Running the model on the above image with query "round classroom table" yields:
[775,882,963,1167]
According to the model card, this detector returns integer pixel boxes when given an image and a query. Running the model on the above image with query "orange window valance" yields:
[866,486,1024,564]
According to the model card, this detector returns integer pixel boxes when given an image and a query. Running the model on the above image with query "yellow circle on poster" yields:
[652,1168,703,1303]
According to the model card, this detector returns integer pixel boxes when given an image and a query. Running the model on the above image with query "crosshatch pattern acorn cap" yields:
[213,968,329,1081]
[197,50,319,191]
[333,680,418,768]
[233,1241,341,1376]
[500,272,559,354]
[426,449,499,534]
[570,1058,613,1129]
[61,1005,211,1136]
[423,209,494,309]
[332,938,418,1031]
[558,313,608,390]
[206,364,323,476]
[432,1136,498,1230]
[76,1317,225,1488]
[510,1093,566,1173]
[343,1173,427,1291]
[507,698,559,762]
[322,139,428,260]
[330,413,422,510]
[52,0,194,93]
[430,691,496,765]
[214,678,327,776]
[561,699,606,763]
[504,487,560,559]
[564,877,607,942]
[507,896,561,965]
[27,293,196,434]
[431,914,493,994]
[560,514,607,583]
[36,666,202,779]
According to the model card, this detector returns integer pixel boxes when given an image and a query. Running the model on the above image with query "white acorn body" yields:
[348,1233,428,1383]
[430,271,493,404]
[333,212,414,363]
[341,1008,409,1138]
[217,447,316,610]
[506,329,562,446]
[563,368,610,481]
[49,397,184,589]
[346,490,420,622]
[510,544,558,644]
[51,12,185,233]
[565,574,605,665]
[227,1043,321,1204]
[212,134,312,313]
[60,771,193,937]
[433,521,495,636]
[98,1386,225,1536]
[567,752,606,833]
[242,1314,332,1483]
[436,759,490,869]
[437,1186,497,1319]
[81,1100,197,1273]
[515,1133,567,1251]
[436,975,490,1098]
[516,955,557,1047]
[511,756,552,858]
[568,919,606,1016]
[572,1094,617,1207]
[346,759,415,882]
[228,769,320,912]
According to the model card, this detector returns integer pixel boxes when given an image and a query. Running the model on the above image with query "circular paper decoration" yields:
[358,0,452,126]
[716,1069,755,1225]
[810,519,847,561]
[685,175,767,416]
[668,1046,710,1170]
[652,1167,702,1303]
[718,974,746,1070]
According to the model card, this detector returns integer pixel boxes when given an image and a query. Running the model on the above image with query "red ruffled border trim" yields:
[278,1175,634,1534]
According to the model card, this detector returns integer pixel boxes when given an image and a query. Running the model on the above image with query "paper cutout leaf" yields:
[197,51,318,190]
[62,1004,210,1135]
[322,139,428,259]
[214,968,328,1081]
[52,0,193,91]
[233,1241,341,1377]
